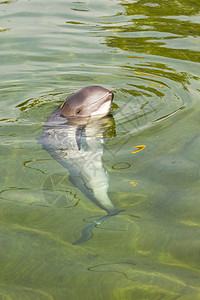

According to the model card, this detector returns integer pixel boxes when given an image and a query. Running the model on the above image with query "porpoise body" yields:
[38,86,120,244]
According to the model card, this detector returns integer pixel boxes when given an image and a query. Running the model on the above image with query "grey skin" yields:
[38,86,121,244]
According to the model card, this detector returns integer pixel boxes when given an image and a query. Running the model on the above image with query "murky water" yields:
[1,0,200,299]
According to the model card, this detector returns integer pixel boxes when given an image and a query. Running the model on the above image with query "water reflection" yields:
[99,0,200,67]
[122,0,200,17]
[0,0,17,5]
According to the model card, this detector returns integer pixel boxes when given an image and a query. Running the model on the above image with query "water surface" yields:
[1,0,200,299]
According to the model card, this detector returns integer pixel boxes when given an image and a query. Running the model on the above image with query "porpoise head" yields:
[60,86,114,119]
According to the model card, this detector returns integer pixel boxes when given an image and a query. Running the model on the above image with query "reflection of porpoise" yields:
[38,86,121,244]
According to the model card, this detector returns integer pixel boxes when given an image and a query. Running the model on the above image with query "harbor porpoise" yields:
[38,86,121,244]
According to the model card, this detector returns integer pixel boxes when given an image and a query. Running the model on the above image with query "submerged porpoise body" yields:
[38,86,120,243]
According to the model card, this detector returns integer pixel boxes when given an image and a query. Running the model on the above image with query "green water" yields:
[1,0,200,299]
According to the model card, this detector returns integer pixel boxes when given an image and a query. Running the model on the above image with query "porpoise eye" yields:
[76,109,81,115]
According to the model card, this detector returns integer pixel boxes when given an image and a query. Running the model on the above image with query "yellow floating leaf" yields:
[135,72,161,78]
[126,56,145,59]
[132,145,146,153]
[130,182,138,187]
[149,83,163,88]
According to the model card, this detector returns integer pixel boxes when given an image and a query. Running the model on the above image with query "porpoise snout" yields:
[60,85,114,119]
